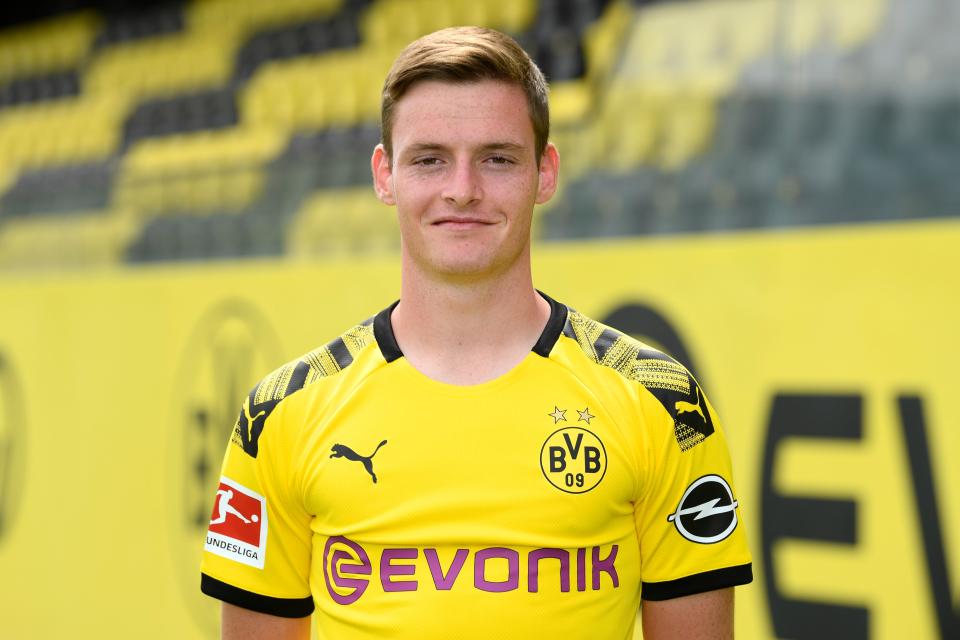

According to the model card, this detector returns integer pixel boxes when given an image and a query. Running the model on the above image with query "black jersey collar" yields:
[372,291,568,363]
[373,300,403,362]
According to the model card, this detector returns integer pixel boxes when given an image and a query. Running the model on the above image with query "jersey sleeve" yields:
[200,390,314,617]
[633,372,753,601]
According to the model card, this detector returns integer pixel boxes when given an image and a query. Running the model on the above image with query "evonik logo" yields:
[322,536,620,605]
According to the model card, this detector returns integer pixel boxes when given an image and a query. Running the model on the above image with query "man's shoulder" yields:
[559,307,690,392]
[558,306,716,452]
[230,316,382,458]
[257,318,380,404]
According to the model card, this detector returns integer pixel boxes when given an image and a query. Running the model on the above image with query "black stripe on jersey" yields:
[592,327,621,362]
[235,321,377,458]
[201,574,314,618]
[327,337,353,370]
[374,301,403,362]
[532,291,569,357]
[641,563,753,601]
[285,360,310,397]
[635,348,715,451]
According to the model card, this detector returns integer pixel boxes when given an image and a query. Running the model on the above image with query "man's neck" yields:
[390,262,551,386]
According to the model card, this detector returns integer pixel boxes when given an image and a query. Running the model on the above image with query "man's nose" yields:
[442,161,482,207]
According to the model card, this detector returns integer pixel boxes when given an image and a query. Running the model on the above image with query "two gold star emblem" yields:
[548,406,595,425]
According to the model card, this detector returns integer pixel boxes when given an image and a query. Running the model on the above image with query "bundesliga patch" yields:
[205,476,267,569]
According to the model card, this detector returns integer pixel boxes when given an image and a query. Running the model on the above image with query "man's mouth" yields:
[432,216,496,228]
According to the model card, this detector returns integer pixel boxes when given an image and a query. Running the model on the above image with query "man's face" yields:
[372,80,558,281]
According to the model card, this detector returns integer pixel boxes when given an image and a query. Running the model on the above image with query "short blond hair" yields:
[380,26,550,161]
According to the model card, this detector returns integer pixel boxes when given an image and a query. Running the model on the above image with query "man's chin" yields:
[404,243,526,282]
[430,255,509,282]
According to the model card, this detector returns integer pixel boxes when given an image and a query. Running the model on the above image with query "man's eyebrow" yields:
[404,143,447,154]
[401,142,526,154]
[482,142,525,150]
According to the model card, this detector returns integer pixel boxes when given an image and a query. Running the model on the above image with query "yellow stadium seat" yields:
[785,0,887,54]
[549,81,591,126]
[287,187,398,257]
[360,0,536,48]
[581,0,634,81]
[782,0,884,55]
[0,95,127,171]
[654,89,717,170]
[114,127,284,215]
[491,0,538,34]
[623,0,778,93]
[0,210,135,270]
[188,0,341,38]
[84,33,235,101]
[724,0,778,61]
[599,0,784,173]
[0,12,100,83]
[595,84,663,172]
[835,0,887,50]
[241,49,391,131]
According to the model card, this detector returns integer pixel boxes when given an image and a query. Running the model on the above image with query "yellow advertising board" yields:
[0,219,956,638]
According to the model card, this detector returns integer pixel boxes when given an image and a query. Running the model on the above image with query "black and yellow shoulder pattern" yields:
[562,309,714,452]
[231,320,376,458]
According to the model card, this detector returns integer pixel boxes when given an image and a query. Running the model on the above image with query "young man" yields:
[201,27,752,639]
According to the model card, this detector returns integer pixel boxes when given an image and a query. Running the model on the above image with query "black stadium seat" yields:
[0,160,115,218]
[0,69,81,109]
[92,1,186,49]
[232,6,367,81]
[121,87,239,147]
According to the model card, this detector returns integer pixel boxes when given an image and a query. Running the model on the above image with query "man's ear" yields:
[371,144,396,205]
[535,142,560,205]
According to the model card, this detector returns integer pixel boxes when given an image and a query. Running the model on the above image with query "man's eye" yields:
[487,155,514,165]
[414,157,441,166]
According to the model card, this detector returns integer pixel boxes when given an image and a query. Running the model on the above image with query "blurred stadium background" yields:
[0,0,956,638]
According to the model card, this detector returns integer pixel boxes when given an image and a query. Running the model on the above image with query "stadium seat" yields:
[591,83,662,172]
[122,88,239,148]
[240,49,389,131]
[126,209,283,262]
[550,81,591,126]
[0,94,126,171]
[773,93,859,224]
[538,169,660,240]
[287,187,398,257]
[905,95,960,215]
[93,2,186,49]
[0,159,115,218]
[232,10,364,81]
[839,95,910,220]
[84,32,235,101]
[0,12,100,84]
[0,69,81,109]
[360,0,537,49]
[674,92,782,230]
[655,89,718,170]
[579,0,633,81]
[187,0,343,38]
[114,127,284,215]
[0,209,135,269]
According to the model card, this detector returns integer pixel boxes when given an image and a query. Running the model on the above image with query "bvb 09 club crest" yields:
[540,407,608,494]
[168,301,282,634]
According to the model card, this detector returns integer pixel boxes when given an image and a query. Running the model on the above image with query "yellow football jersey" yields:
[200,294,752,638]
